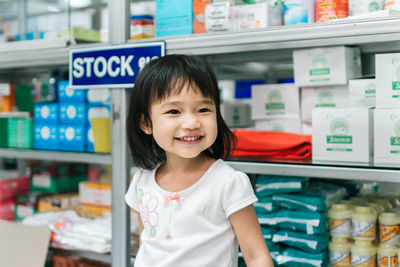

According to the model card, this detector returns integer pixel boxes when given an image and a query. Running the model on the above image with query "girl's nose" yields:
[181,113,200,129]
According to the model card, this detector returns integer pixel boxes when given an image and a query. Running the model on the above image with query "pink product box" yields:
[0,201,15,221]
[0,176,30,202]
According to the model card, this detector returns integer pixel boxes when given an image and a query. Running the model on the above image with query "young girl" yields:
[125,54,273,267]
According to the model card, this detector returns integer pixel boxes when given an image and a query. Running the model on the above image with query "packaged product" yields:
[254,196,275,213]
[379,212,400,244]
[384,0,400,10]
[329,236,352,267]
[283,0,315,25]
[377,243,398,267]
[376,53,400,108]
[348,78,376,108]
[352,205,378,240]
[193,0,211,34]
[255,175,304,196]
[315,0,348,22]
[328,203,353,237]
[351,239,377,267]
[261,226,275,239]
[277,248,328,267]
[349,0,384,16]
[272,229,329,253]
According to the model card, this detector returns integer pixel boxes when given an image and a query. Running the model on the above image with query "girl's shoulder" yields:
[211,160,249,183]
[131,167,155,185]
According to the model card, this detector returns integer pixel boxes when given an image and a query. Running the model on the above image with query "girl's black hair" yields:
[127,54,236,169]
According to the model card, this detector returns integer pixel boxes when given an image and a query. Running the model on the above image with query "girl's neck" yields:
[155,155,217,192]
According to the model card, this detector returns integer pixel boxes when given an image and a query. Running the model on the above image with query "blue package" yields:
[235,80,265,99]
[255,176,304,197]
[86,125,95,153]
[156,0,193,37]
[34,103,58,124]
[34,124,58,150]
[272,230,329,253]
[59,124,86,152]
[59,103,87,125]
[58,80,87,103]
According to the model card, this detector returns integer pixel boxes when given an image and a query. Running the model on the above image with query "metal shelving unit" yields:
[2,5,400,266]
[0,148,111,164]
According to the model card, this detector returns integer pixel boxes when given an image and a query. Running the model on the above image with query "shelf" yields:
[2,17,400,69]
[227,160,400,183]
[0,148,111,164]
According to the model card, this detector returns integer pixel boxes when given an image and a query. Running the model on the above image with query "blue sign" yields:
[69,41,165,89]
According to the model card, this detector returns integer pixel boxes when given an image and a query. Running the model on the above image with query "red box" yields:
[0,201,15,221]
[0,175,30,203]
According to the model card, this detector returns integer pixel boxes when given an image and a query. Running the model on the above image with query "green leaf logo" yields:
[330,118,349,135]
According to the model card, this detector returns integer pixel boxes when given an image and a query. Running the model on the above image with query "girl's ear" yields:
[140,116,152,135]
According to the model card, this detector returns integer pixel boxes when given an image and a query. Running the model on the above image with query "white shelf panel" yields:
[2,17,400,69]
[0,148,111,164]
[227,161,400,183]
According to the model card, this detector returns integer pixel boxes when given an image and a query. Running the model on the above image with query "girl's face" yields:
[141,84,218,162]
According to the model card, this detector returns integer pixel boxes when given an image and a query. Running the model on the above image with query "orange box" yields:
[315,0,348,22]
[0,84,16,112]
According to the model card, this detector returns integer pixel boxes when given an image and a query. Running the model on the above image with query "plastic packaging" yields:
[351,239,377,267]
[254,197,275,213]
[384,0,400,10]
[255,176,304,197]
[349,0,384,16]
[283,0,315,25]
[315,0,348,23]
[328,203,353,237]
[329,236,352,267]
[379,212,400,244]
[352,206,377,240]
[272,229,329,253]
[277,248,328,267]
[377,244,398,267]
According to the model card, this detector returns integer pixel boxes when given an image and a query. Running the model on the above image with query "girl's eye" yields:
[166,109,180,115]
[198,108,210,113]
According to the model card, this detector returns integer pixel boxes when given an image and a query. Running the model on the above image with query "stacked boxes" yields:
[0,112,32,149]
[34,103,59,150]
[251,83,302,134]
[374,53,400,166]
[156,0,193,37]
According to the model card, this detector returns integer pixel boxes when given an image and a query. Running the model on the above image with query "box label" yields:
[265,103,285,110]
[327,135,353,144]
[391,137,400,146]
[310,68,330,76]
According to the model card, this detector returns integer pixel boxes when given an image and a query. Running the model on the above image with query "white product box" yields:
[302,122,313,135]
[301,85,349,124]
[293,46,362,87]
[374,109,400,166]
[230,3,283,31]
[376,53,400,108]
[221,101,252,128]
[251,83,300,119]
[79,181,111,207]
[312,108,373,163]
[255,117,302,134]
[348,79,376,107]
[205,3,232,32]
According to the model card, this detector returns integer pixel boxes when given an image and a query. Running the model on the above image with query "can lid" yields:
[379,211,400,224]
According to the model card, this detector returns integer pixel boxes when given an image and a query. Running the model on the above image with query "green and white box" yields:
[221,101,252,128]
[251,83,300,119]
[349,79,376,108]
[376,53,400,108]
[301,85,349,124]
[254,118,302,134]
[374,109,400,166]
[312,108,373,163]
[293,46,362,87]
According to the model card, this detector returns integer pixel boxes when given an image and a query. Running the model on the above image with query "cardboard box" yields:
[58,80,87,103]
[251,83,300,119]
[86,126,95,152]
[293,46,362,87]
[376,53,400,108]
[87,88,110,106]
[34,124,58,150]
[59,103,87,125]
[0,175,29,202]
[0,201,15,221]
[374,109,400,166]
[205,2,231,32]
[312,108,373,163]
[221,102,252,128]
[349,79,376,107]
[230,3,283,31]
[79,181,111,207]
[38,193,79,212]
[156,0,193,37]
[301,85,349,123]
[34,103,58,124]
[255,117,302,134]
[59,124,86,152]
[0,220,51,267]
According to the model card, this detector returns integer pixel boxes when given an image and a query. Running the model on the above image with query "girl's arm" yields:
[229,205,274,267]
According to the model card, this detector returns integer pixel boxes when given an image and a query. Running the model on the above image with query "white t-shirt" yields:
[125,159,257,267]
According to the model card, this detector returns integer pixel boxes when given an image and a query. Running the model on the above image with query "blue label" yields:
[69,41,165,89]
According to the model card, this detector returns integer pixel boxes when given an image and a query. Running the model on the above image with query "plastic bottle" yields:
[352,206,378,240]
[377,244,398,267]
[376,199,393,211]
[351,239,377,267]
[379,212,400,245]
[329,236,352,267]
[329,203,353,237]
[367,202,385,216]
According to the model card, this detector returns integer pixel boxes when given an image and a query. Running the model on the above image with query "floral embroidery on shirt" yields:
[139,190,159,237]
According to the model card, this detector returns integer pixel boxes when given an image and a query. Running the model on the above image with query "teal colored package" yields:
[255,176,304,197]
[272,182,346,212]
[254,196,275,213]
[261,226,275,239]
[272,230,329,253]
[277,248,328,267]
[258,210,326,234]
[265,240,281,266]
